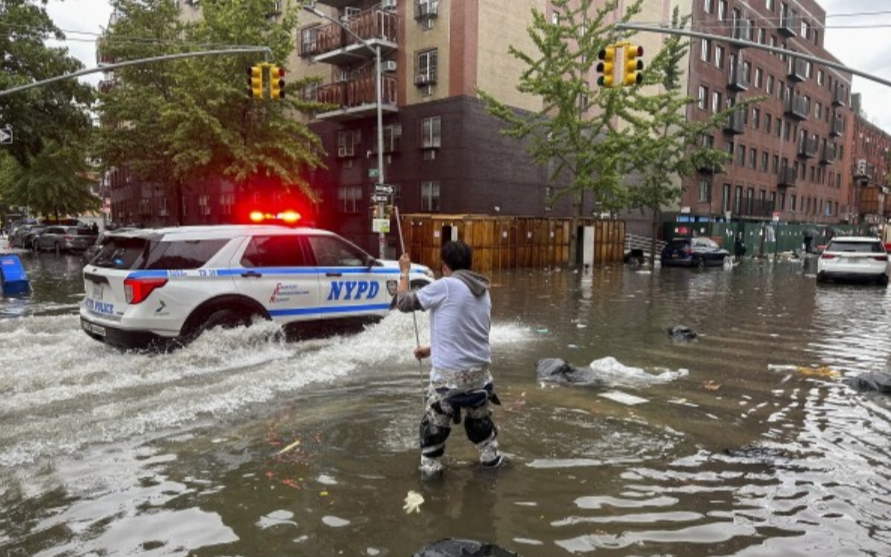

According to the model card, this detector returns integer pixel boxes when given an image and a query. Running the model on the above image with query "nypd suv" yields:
[80,225,435,350]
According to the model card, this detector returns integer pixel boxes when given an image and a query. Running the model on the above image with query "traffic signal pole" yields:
[0,47,271,98]
[614,23,891,89]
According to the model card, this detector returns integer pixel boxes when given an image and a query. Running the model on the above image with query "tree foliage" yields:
[477,0,752,235]
[0,0,94,167]
[92,0,327,213]
[0,144,100,219]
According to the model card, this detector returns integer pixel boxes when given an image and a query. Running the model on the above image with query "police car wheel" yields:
[198,309,251,336]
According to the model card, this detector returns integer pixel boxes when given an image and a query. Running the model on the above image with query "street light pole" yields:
[304,5,387,259]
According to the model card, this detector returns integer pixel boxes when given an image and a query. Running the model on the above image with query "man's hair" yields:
[441,240,473,271]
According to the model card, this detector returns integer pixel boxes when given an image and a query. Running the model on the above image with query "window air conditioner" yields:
[383,61,397,72]
[415,73,430,85]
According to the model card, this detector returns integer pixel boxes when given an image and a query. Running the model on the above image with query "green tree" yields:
[478,0,640,262]
[622,8,745,268]
[478,0,747,264]
[0,0,94,167]
[92,0,327,223]
[0,144,100,221]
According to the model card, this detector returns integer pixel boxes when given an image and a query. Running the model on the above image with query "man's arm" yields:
[395,253,423,313]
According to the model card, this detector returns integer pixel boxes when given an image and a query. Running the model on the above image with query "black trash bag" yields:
[843,370,891,394]
[412,539,524,557]
[535,358,606,386]
[667,326,697,342]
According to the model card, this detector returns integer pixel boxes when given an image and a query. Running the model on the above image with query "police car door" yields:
[307,234,390,320]
[234,234,320,324]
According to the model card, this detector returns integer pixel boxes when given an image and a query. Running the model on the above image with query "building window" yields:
[736,143,746,166]
[765,113,772,133]
[749,147,757,169]
[766,0,774,11]
[817,69,824,86]
[698,85,708,109]
[715,45,724,69]
[421,116,441,148]
[337,130,361,157]
[814,102,821,120]
[734,185,743,213]
[772,154,779,173]
[766,74,773,95]
[701,38,711,62]
[421,181,440,211]
[718,0,726,21]
[722,184,731,212]
[754,67,762,88]
[758,27,765,44]
[415,49,438,85]
[704,0,713,14]
[698,179,710,203]
[338,185,362,213]
[712,91,721,113]
[761,151,769,172]
[198,194,211,216]
[752,107,760,129]
[221,193,234,216]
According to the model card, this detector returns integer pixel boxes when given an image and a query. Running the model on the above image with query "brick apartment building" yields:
[849,93,891,226]
[674,0,853,228]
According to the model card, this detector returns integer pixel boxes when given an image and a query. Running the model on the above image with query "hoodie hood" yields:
[450,269,490,297]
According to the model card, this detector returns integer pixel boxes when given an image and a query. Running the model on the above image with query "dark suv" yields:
[660,237,730,268]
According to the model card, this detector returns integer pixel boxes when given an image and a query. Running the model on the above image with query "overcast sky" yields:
[43,0,891,132]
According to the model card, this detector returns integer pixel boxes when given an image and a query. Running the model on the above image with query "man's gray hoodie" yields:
[395,270,489,312]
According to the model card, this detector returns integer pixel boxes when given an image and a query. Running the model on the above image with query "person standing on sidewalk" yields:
[395,240,503,475]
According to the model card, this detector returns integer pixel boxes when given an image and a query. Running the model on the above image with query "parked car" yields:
[79,224,436,351]
[9,224,42,249]
[660,237,730,268]
[20,225,48,250]
[816,236,890,285]
[33,226,96,252]
[82,228,137,265]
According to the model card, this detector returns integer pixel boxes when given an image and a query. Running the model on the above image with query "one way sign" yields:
[0,126,12,145]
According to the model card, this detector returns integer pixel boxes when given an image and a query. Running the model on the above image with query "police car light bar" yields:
[249,210,302,224]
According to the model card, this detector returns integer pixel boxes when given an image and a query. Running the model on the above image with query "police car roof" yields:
[112,225,334,240]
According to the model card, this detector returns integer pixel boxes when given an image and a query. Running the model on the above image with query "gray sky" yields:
[44,0,891,132]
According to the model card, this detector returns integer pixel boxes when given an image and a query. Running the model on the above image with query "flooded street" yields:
[2,251,891,556]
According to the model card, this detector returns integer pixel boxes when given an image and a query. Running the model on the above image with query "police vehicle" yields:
[79,224,435,350]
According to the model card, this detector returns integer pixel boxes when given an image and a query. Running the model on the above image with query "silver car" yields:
[34,226,97,252]
[816,236,890,285]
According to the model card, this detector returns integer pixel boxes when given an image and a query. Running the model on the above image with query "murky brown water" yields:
[2,251,891,556]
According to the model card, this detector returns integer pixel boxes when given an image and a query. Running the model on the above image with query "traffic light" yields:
[596,45,616,87]
[249,64,264,99]
[622,44,644,86]
[269,65,285,99]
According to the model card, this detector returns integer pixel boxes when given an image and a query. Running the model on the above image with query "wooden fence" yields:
[398,214,625,273]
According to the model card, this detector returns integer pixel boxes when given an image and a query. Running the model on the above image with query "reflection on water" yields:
[2,259,891,556]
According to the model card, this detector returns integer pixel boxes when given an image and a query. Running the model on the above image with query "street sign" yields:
[0,126,12,145]
[372,218,390,233]
[374,183,395,195]
[370,194,389,204]
[368,168,380,178]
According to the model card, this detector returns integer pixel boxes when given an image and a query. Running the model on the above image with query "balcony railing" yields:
[308,8,398,62]
[784,94,808,121]
[830,113,845,137]
[731,20,752,42]
[797,136,818,158]
[735,197,775,218]
[778,166,797,188]
[779,12,797,36]
[787,58,808,82]
[724,108,745,134]
[312,74,399,121]
[820,143,837,165]
[728,64,749,91]
[832,85,846,107]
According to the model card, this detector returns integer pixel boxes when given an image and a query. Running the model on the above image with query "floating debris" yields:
[598,390,649,406]
[277,439,302,455]
[404,490,425,513]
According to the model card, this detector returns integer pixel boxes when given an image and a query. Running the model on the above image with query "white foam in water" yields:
[0,312,533,467]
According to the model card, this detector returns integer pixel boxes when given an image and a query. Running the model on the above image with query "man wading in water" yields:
[396,240,504,476]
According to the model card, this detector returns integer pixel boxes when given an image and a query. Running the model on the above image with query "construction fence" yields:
[398,214,625,273]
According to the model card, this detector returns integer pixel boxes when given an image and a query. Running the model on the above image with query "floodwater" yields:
[2,250,891,557]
